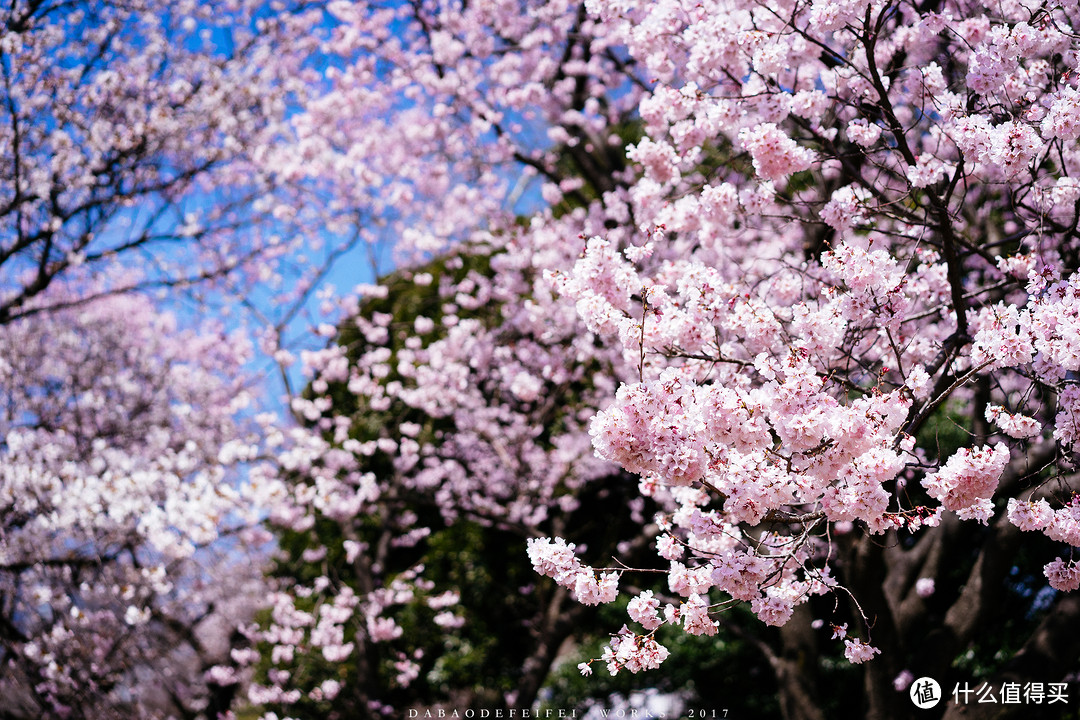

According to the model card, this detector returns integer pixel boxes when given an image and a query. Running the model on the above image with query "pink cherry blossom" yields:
[739,123,816,182]
[844,638,881,664]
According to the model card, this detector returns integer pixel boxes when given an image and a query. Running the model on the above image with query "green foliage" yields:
[915,400,972,464]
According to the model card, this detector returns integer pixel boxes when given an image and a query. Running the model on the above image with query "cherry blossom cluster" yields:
[526,538,619,606]
[600,626,670,676]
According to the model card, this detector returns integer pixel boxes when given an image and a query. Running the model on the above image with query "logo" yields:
[910,677,941,709]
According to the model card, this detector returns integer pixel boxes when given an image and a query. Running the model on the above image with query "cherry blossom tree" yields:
[0,0,342,329]
[0,2,333,717]
[259,245,659,715]
[256,1,1080,719]
[0,276,271,719]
